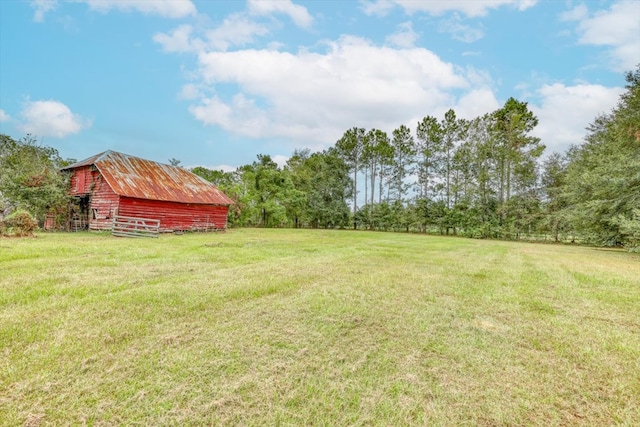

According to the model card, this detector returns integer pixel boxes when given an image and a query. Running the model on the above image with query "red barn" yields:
[62,150,234,232]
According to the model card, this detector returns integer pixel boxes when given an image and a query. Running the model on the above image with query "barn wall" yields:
[88,170,120,230]
[68,166,94,196]
[68,167,120,230]
[118,197,229,231]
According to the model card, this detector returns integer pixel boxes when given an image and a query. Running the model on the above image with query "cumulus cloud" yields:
[247,0,313,29]
[0,109,10,122]
[562,1,640,72]
[530,83,624,154]
[203,14,270,51]
[153,25,200,53]
[154,14,271,53]
[272,154,290,169]
[361,0,537,18]
[454,88,500,119]
[153,1,314,54]
[186,35,487,148]
[19,100,92,138]
[385,21,419,48]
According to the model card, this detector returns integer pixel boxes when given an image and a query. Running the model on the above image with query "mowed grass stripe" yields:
[1,229,639,426]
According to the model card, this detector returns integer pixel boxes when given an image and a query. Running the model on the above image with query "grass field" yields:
[1,229,639,426]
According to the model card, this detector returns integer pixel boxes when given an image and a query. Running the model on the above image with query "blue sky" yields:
[1,0,638,170]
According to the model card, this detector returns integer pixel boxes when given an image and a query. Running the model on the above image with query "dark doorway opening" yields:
[69,195,90,231]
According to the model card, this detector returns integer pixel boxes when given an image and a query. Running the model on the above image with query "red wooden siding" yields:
[88,171,120,231]
[68,166,94,196]
[67,166,120,230]
[118,197,229,231]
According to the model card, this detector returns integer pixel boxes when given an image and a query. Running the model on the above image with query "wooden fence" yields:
[112,215,160,238]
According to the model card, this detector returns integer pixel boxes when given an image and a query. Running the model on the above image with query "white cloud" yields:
[563,1,640,72]
[385,21,419,48]
[0,109,10,122]
[189,94,269,139]
[79,0,196,18]
[178,83,202,100]
[272,154,290,169]
[360,0,395,16]
[439,15,484,42]
[247,0,313,29]
[531,83,624,154]
[153,25,201,53]
[187,36,479,148]
[454,88,500,119]
[32,0,196,21]
[19,100,92,138]
[30,0,57,22]
[190,163,237,173]
[154,14,270,53]
[558,4,588,22]
[204,13,270,51]
[361,0,537,17]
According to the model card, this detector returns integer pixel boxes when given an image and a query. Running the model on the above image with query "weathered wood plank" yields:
[112,215,160,238]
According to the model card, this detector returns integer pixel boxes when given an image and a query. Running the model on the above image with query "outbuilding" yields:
[61,150,234,232]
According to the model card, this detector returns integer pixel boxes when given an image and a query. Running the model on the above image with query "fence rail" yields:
[112,215,160,238]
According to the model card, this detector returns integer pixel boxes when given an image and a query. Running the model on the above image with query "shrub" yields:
[1,210,38,237]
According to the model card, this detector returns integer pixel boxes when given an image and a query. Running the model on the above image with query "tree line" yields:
[190,67,639,250]
[1,67,638,249]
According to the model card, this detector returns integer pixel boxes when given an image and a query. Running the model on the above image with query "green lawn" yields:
[1,229,639,426]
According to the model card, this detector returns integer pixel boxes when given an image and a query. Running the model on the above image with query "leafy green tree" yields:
[233,163,261,226]
[191,167,232,187]
[303,149,351,228]
[252,154,298,227]
[191,166,244,226]
[0,134,69,225]
[540,152,569,241]
[562,66,640,248]
[285,149,313,228]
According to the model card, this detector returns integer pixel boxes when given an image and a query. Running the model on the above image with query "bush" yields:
[1,210,38,237]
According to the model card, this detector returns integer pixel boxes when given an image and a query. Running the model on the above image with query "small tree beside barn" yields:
[62,151,234,232]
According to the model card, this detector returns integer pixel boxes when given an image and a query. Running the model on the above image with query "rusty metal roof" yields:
[63,150,234,205]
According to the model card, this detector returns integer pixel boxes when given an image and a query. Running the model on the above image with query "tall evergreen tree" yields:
[335,127,366,227]
[390,124,415,204]
[440,109,465,208]
[415,115,442,201]
[491,98,543,204]
[362,129,392,227]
